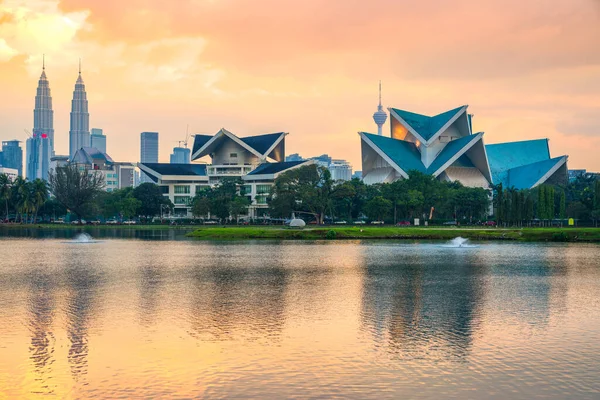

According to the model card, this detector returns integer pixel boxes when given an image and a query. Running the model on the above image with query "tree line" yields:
[2,164,599,225]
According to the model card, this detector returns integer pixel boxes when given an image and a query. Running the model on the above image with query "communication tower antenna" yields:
[184,124,190,148]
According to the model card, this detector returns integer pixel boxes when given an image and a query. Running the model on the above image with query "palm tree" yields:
[0,174,11,222]
[11,176,26,223]
[31,179,49,224]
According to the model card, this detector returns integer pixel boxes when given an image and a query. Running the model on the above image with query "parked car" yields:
[483,220,497,226]
[354,220,366,225]
[443,221,457,225]
[71,220,86,225]
[106,219,119,225]
[204,220,218,225]
[123,220,136,225]
[396,220,411,226]
[90,220,101,225]
[54,218,65,224]
[371,220,384,225]
[334,220,347,224]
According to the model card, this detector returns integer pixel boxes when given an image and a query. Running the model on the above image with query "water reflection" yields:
[27,269,57,394]
[361,248,485,361]
[64,260,104,381]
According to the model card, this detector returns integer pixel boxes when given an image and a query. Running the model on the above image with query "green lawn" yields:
[187,226,600,242]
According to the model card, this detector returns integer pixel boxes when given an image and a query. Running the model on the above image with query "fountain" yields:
[64,233,99,244]
[443,237,477,248]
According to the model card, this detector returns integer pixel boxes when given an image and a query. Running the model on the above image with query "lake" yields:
[1,237,599,398]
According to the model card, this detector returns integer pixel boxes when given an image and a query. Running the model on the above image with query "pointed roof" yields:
[485,139,550,185]
[389,106,466,142]
[191,129,286,161]
[71,147,113,165]
[506,156,567,190]
[360,132,426,175]
[245,160,308,176]
[427,133,484,175]
[139,163,207,176]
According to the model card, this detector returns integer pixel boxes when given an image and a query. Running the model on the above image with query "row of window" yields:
[106,180,118,186]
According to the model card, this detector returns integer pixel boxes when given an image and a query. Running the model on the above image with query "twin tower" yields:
[29,58,90,180]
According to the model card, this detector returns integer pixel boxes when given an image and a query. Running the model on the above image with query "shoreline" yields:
[1,225,599,242]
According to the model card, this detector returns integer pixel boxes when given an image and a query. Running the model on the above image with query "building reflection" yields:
[64,260,103,381]
[188,245,289,342]
[27,268,57,395]
[361,249,486,361]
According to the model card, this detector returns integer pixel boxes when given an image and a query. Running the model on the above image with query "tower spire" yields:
[372,80,388,136]
[78,58,81,75]
[42,54,45,70]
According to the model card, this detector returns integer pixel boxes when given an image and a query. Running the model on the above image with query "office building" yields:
[69,62,90,158]
[70,147,134,192]
[170,146,191,164]
[329,159,353,181]
[139,128,311,218]
[140,131,159,183]
[1,140,23,177]
[26,134,51,181]
[0,167,18,180]
[33,57,54,155]
[90,128,106,153]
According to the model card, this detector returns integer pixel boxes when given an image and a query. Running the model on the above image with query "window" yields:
[174,196,192,205]
[196,185,207,193]
[174,185,190,194]
[256,184,271,194]
[230,153,238,158]
[240,185,252,195]
[159,186,169,194]
[255,195,267,204]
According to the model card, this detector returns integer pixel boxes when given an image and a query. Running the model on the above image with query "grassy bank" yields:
[187,226,600,242]
[0,224,197,230]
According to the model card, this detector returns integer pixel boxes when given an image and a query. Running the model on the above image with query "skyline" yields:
[0,0,599,170]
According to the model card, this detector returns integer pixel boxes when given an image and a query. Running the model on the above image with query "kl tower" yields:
[372,81,387,136]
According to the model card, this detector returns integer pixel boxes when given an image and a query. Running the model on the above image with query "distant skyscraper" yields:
[140,132,159,183]
[170,147,190,164]
[372,81,387,136]
[26,134,51,181]
[69,60,90,159]
[1,140,23,177]
[90,128,106,153]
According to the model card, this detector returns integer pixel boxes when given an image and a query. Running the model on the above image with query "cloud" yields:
[556,110,600,137]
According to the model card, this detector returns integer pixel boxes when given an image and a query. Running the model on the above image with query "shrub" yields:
[551,232,569,242]
[326,230,337,240]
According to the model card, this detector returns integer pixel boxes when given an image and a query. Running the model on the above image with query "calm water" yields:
[1,238,599,399]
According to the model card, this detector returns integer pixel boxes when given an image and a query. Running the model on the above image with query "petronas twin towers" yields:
[28,58,90,180]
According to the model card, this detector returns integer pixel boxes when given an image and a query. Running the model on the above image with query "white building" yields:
[139,128,312,218]
[329,159,352,181]
[70,147,136,192]
[0,167,18,180]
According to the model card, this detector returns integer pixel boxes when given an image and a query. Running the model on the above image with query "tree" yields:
[48,164,105,221]
[363,196,392,222]
[537,185,546,224]
[0,174,11,221]
[119,196,141,220]
[558,189,566,220]
[191,195,211,219]
[133,183,170,219]
[593,181,600,226]
[31,179,49,224]
[229,196,250,223]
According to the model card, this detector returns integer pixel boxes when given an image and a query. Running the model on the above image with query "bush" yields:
[326,230,337,240]
[551,232,569,242]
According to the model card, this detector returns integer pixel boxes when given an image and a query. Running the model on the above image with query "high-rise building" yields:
[329,159,353,181]
[69,61,90,159]
[372,81,387,136]
[1,140,23,177]
[33,56,54,154]
[140,132,159,183]
[170,147,190,164]
[90,128,106,153]
[26,134,51,181]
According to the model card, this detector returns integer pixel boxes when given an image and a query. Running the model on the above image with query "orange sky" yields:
[0,0,599,171]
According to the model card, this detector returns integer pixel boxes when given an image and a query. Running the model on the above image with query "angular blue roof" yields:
[427,133,482,174]
[240,132,285,155]
[390,106,465,141]
[361,132,426,173]
[140,163,207,176]
[246,161,307,176]
[71,147,114,164]
[485,139,550,185]
[506,156,566,190]
[191,134,213,155]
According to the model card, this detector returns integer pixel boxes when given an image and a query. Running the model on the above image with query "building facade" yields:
[329,159,352,181]
[70,148,135,192]
[26,134,52,181]
[139,128,311,218]
[33,60,54,154]
[140,132,159,183]
[0,167,18,180]
[1,140,23,177]
[90,128,106,153]
[170,146,190,164]
[69,66,90,159]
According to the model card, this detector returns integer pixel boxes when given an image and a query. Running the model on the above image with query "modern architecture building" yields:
[486,139,568,190]
[329,159,353,181]
[90,128,106,153]
[33,57,54,154]
[170,146,191,164]
[140,131,159,183]
[359,103,569,190]
[70,147,134,191]
[26,134,51,181]
[372,81,387,136]
[1,140,23,177]
[69,62,90,159]
[568,169,599,181]
[0,167,18,180]
[285,153,304,162]
[139,128,312,218]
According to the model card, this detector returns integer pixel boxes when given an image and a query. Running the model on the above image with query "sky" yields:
[0,0,599,170]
